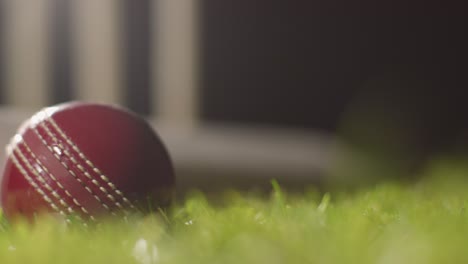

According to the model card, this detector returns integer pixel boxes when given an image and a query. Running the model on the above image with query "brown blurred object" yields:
[334,67,468,185]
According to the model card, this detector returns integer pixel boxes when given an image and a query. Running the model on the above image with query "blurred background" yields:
[0,1,466,193]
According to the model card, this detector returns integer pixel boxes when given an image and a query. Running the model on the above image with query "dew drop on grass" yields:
[132,238,159,264]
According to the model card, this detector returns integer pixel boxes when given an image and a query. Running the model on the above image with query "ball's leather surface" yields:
[1,102,174,221]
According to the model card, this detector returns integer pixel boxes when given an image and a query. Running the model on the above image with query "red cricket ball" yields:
[1,102,175,222]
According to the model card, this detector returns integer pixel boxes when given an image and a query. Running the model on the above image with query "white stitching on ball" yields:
[45,115,136,210]
[20,140,95,221]
[32,125,115,217]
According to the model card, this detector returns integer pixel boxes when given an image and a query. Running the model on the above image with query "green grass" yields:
[2,161,468,263]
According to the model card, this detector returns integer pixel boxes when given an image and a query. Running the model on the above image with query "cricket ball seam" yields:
[20,139,94,221]
[45,115,136,210]
[40,121,126,212]
[13,146,74,218]
[32,125,116,215]
[8,145,67,219]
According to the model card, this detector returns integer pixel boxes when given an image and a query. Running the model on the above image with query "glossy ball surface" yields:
[1,102,174,221]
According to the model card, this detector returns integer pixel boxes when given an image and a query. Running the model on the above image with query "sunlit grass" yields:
[2,160,468,263]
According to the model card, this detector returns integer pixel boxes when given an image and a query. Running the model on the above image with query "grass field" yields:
[2,160,468,263]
